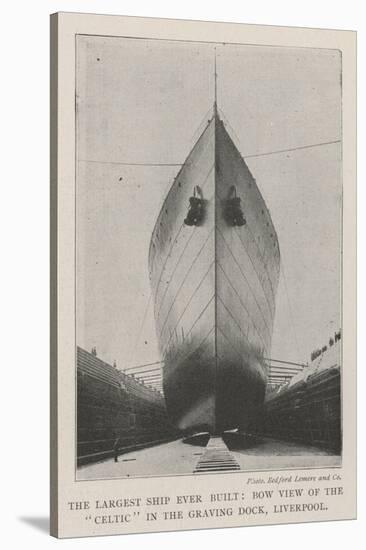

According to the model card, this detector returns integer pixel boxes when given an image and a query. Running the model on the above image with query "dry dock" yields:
[77,436,340,480]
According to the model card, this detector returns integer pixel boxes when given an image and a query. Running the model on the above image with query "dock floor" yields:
[77,436,341,480]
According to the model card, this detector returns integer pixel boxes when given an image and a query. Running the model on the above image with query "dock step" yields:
[194,437,241,473]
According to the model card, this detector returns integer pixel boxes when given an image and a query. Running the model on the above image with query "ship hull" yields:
[163,342,267,433]
[149,112,280,434]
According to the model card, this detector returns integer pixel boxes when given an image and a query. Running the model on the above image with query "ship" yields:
[148,78,281,435]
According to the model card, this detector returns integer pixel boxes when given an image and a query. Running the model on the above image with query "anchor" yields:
[223,185,246,226]
[184,185,205,226]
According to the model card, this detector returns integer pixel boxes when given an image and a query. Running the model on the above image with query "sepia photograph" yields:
[75,34,342,481]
